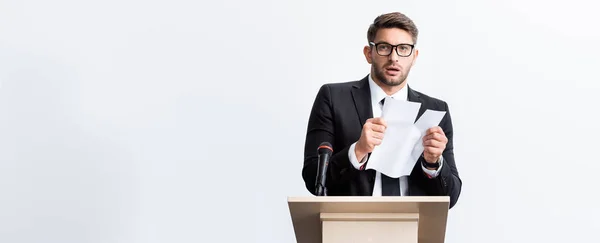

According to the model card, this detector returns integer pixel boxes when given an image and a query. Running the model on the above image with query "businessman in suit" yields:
[302,12,462,208]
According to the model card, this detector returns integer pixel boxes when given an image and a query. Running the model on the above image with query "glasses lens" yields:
[397,44,413,56]
[376,43,392,55]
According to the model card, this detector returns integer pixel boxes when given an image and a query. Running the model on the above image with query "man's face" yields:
[364,28,418,87]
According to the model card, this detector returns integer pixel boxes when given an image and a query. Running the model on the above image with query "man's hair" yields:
[367,12,419,45]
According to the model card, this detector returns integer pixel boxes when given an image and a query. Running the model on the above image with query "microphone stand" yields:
[315,181,327,196]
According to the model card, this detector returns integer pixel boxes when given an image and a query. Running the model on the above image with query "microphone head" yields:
[317,142,333,154]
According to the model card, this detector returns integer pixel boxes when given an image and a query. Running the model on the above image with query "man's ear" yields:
[411,48,419,67]
[363,45,372,64]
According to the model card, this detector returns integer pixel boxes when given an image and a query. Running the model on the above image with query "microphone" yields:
[315,142,333,196]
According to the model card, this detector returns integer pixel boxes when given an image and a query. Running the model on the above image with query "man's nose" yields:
[388,48,399,62]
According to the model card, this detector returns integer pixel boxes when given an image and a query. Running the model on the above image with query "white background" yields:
[1,0,600,242]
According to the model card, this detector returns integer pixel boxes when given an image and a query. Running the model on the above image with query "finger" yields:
[424,146,442,156]
[435,126,445,136]
[423,139,444,148]
[424,131,447,142]
[424,132,445,142]
[425,127,436,135]
[371,117,387,128]
[422,133,435,141]
[423,133,439,142]
[366,128,384,138]
[370,124,386,133]
[371,131,385,140]
[426,126,443,135]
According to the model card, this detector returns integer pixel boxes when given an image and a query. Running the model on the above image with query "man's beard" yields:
[373,63,410,87]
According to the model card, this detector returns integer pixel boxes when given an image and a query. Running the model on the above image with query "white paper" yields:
[380,96,420,123]
[410,109,447,165]
[366,98,446,178]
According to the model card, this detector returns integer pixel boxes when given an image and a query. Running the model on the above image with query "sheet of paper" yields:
[366,125,421,178]
[366,98,446,178]
[380,97,420,123]
[366,98,420,178]
[410,110,447,164]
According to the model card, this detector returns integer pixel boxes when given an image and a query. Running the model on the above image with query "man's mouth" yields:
[385,66,401,76]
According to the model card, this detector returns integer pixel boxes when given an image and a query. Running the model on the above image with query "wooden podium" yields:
[288,196,450,243]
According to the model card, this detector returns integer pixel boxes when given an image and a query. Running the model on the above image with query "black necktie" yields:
[379,97,400,196]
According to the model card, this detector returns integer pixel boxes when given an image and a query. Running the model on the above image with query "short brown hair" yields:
[367,12,419,45]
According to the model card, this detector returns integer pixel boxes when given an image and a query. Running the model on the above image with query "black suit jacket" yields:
[302,75,462,209]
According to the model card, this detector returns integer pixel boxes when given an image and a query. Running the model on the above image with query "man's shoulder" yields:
[410,87,449,110]
[321,79,364,90]
[314,77,366,98]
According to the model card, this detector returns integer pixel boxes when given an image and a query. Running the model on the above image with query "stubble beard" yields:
[373,63,410,87]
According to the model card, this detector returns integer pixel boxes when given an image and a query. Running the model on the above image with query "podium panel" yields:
[287,196,449,243]
[322,213,419,243]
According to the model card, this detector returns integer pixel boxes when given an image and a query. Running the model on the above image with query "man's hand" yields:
[423,126,448,163]
[355,117,387,161]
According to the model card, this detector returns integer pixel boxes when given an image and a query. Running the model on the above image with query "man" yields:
[302,12,462,209]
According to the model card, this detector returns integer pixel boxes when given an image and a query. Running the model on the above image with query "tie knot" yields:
[380,96,392,106]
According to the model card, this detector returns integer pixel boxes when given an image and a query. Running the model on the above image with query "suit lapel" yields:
[407,85,427,123]
[352,79,426,125]
[351,76,373,127]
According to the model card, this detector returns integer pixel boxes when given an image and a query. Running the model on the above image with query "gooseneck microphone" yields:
[315,142,333,196]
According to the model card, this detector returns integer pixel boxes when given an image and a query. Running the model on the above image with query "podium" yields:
[287,196,450,243]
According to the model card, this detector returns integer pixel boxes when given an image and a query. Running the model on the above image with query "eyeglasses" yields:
[369,42,415,57]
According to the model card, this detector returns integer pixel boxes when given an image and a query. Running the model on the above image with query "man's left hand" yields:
[423,126,447,163]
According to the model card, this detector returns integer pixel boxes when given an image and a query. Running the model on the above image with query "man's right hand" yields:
[355,117,387,161]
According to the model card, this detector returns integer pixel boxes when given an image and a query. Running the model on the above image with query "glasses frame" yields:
[369,41,415,57]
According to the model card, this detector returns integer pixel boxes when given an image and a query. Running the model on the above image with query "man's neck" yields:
[371,75,407,96]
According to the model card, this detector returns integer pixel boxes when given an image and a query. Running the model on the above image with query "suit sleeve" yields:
[302,84,359,195]
[411,102,462,209]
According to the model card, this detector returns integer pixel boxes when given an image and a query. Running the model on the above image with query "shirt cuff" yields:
[421,156,444,178]
[348,142,368,170]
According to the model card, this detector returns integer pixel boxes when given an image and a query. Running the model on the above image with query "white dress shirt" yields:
[347,74,444,196]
